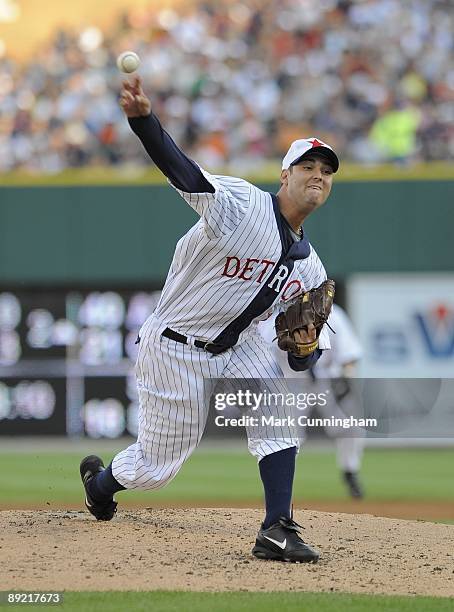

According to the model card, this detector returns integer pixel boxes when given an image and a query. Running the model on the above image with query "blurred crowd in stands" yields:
[0,0,452,173]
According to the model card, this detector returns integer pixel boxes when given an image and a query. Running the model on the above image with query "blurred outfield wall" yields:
[0,176,453,284]
[1,172,453,440]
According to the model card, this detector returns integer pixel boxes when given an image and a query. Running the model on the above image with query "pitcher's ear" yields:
[280,168,291,187]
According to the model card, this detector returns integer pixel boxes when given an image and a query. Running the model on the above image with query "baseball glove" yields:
[274,279,335,357]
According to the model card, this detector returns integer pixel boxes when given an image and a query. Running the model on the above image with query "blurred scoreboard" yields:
[0,289,161,437]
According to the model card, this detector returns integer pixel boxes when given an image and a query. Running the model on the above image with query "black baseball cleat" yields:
[252,516,319,563]
[80,455,117,521]
[343,471,364,499]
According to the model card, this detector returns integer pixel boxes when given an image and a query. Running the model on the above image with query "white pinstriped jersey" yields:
[153,168,329,347]
[110,115,334,491]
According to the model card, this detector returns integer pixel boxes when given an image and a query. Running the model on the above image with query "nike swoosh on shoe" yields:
[264,536,287,549]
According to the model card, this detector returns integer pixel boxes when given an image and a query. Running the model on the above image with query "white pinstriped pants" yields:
[112,315,299,490]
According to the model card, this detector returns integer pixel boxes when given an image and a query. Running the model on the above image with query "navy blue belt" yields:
[161,327,228,355]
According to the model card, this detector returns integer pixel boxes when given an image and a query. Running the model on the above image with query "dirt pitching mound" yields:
[1,508,453,597]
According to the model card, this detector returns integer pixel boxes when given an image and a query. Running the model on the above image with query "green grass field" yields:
[0,445,452,506]
[1,591,452,612]
[1,445,453,611]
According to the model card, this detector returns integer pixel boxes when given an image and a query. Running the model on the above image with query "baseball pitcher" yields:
[80,76,339,563]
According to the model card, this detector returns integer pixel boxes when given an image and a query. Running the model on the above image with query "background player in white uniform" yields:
[258,305,365,498]
[79,76,340,563]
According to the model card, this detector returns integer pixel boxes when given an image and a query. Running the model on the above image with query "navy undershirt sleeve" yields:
[128,114,214,194]
[287,348,323,372]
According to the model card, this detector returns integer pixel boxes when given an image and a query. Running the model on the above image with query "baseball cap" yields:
[282,137,339,173]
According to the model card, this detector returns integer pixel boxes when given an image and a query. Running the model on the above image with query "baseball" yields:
[116,51,140,74]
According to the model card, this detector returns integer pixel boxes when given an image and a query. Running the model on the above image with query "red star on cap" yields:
[309,138,324,148]
[434,304,450,320]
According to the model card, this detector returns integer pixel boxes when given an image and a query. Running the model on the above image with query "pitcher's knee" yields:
[117,463,181,491]
[141,466,179,490]
[112,441,192,490]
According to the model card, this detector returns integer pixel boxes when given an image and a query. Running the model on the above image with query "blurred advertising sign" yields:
[348,274,454,378]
